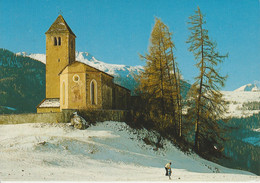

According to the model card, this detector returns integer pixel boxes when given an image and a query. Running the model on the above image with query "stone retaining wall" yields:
[0,113,64,125]
[78,109,132,123]
[0,109,131,125]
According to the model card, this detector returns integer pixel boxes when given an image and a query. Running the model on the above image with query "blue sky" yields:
[0,0,259,90]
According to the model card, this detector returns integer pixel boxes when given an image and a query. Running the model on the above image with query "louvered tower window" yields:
[54,37,57,46]
[58,37,61,45]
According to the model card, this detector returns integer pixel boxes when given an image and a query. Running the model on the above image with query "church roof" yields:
[37,98,60,108]
[45,15,76,37]
[58,61,114,78]
[115,83,131,92]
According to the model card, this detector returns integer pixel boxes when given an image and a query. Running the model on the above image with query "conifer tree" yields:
[187,7,228,153]
[139,18,182,133]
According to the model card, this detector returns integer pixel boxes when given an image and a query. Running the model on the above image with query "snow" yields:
[234,83,260,92]
[16,52,46,64]
[16,51,143,77]
[0,121,259,181]
[253,128,260,132]
[222,91,260,118]
[38,98,60,108]
[75,51,143,77]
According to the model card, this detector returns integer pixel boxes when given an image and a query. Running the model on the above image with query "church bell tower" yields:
[45,15,76,99]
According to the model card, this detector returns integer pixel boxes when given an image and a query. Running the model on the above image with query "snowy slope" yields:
[222,91,260,118]
[75,52,143,77]
[16,52,46,64]
[0,121,259,181]
[16,51,143,77]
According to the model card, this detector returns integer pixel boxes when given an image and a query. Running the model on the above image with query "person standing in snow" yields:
[165,162,171,176]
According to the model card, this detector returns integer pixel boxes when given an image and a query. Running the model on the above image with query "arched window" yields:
[90,80,97,105]
[54,37,57,46]
[62,81,66,105]
[58,37,61,46]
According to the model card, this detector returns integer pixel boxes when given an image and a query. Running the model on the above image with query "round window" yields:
[73,74,80,82]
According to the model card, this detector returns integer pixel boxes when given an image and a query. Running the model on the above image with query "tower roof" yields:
[45,15,76,37]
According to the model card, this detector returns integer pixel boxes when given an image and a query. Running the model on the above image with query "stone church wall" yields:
[101,74,113,109]
[66,72,87,109]
[85,72,102,109]
[37,107,60,113]
[113,84,131,110]
[78,109,132,123]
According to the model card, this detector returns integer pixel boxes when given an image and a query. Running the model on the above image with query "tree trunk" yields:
[195,12,205,153]
[158,38,165,116]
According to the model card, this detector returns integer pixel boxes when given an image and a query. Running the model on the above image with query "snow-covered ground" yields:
[0,121,259,181]
[222,91,260,118]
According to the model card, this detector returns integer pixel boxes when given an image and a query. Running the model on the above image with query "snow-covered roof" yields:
[38,98,60,108]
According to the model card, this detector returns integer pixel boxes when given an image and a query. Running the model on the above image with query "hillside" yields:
[0,49,45,114]
[0,121,259,181]
[1,49,260,179]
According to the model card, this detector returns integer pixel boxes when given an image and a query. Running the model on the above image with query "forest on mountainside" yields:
[0,48,45,114]
[216,113,260,175]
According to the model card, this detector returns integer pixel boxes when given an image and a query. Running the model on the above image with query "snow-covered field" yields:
[0,121,259,181]
[222,91,260,118]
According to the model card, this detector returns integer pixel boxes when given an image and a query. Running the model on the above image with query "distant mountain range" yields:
[16,51,143,77]
[6,49,259,115]
[16,51,191,96]
[234,83,260,92]
[16,51,144,95]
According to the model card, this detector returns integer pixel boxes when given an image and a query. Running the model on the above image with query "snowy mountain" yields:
[16,51,143,77]
[16,52,46,64]
[222,91,260,118]
[16,51,144,93]
[221,82,260,118]
[16,51,191,96]
[0,121,258,181]
[234,82,260,92]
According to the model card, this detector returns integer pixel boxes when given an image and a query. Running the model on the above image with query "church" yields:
[37,15,131,113]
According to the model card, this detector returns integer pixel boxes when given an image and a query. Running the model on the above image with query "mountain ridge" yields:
[18,51,260,93]
[16,51,143,77]
[234,83,260,92]
[16,51,191,97]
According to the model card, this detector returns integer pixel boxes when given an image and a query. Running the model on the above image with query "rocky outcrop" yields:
[70,112,90,129]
